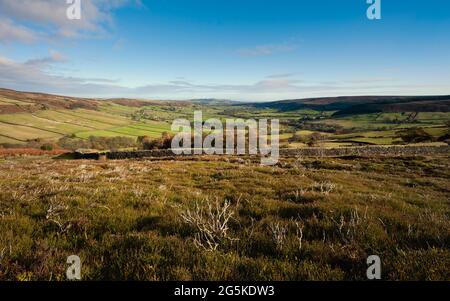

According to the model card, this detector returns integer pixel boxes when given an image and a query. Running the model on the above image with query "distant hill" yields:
[2,88,449,117]
[247,95,450,116]
[190,99,238,105]
[0,88,240,115]
[0,88,98,114]
[108,98,191,107]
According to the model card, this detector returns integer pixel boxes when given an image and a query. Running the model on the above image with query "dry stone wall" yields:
[73,145,450,160]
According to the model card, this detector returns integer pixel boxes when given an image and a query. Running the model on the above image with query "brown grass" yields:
[0,154,448,280]
[0,148,69,158]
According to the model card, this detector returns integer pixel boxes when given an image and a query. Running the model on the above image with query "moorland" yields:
[0,88,449,281]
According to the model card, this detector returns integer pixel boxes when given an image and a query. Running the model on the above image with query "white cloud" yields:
[0,0,142,42]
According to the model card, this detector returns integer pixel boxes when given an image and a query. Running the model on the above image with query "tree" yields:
[140,133,174,150]
[399,127,433,143]
[307,132,323,147]
[288,133,304,143]
[40,143,55,151]
[445,120,450,130]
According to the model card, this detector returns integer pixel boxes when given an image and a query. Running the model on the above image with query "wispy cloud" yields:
[266,73,297,79]
[237,42,297,57]
[24,50,66,67]
[345,77,398,84]
[0,53,447,101]
[0,52,120,93]
[0,18,37,43]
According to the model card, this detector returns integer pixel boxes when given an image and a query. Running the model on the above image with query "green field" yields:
[0,97,235,145]
[0,103,173,144]
[0,91,449,149]
[0,122,62,141]
[75,123,172,139]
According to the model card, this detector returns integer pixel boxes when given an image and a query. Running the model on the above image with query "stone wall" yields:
[279,145,450,157]
[73,145,450,160]
[107,149,177,159]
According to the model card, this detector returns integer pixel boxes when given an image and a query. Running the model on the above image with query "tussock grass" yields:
[0,154,449,280]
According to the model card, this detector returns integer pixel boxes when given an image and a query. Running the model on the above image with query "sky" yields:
[0,0,449,101]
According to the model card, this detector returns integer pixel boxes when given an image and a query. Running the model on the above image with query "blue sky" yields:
[0,0,449,101]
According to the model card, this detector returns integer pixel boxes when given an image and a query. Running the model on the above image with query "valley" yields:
[0,88,449,150]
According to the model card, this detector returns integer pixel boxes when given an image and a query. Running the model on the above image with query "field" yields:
[1,106,449,148]
[0,154,449,280]
[0,89,449,150]
[0,107,174,144]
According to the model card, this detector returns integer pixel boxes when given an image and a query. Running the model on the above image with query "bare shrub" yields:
[313,181,336,195]
[330,207,368,244]
[0,246,5,262]
[294,220,304,250]
[46,203,68,220]
[46,203,71,233]
[286,189,308,202]
[180,199,235,251]
[269,222,288,251]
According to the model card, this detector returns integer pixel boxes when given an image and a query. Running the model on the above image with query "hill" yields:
[0,88,176,145]
[0,88,99,114]
[0,88,448,148]
[248,95,450,115]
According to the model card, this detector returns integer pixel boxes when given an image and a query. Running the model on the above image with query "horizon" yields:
[1,0,450,101]
[3,86,450,103]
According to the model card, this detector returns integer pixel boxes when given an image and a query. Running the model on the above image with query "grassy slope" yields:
[0,88,230,144]
[0,89,182,143]
[0,89,449,147]
[0,103,174,143]
[0,154,448,280]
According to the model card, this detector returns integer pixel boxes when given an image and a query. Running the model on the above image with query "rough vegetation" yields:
[0,154,448,280]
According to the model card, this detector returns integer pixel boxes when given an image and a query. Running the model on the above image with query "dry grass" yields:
[0,148,68,157]
[0,154,449,280]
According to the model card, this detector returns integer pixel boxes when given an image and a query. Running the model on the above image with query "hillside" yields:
[0,88,176,145]
[0,88,449,148]
[248,95,450,115]
[0,88,99,114]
